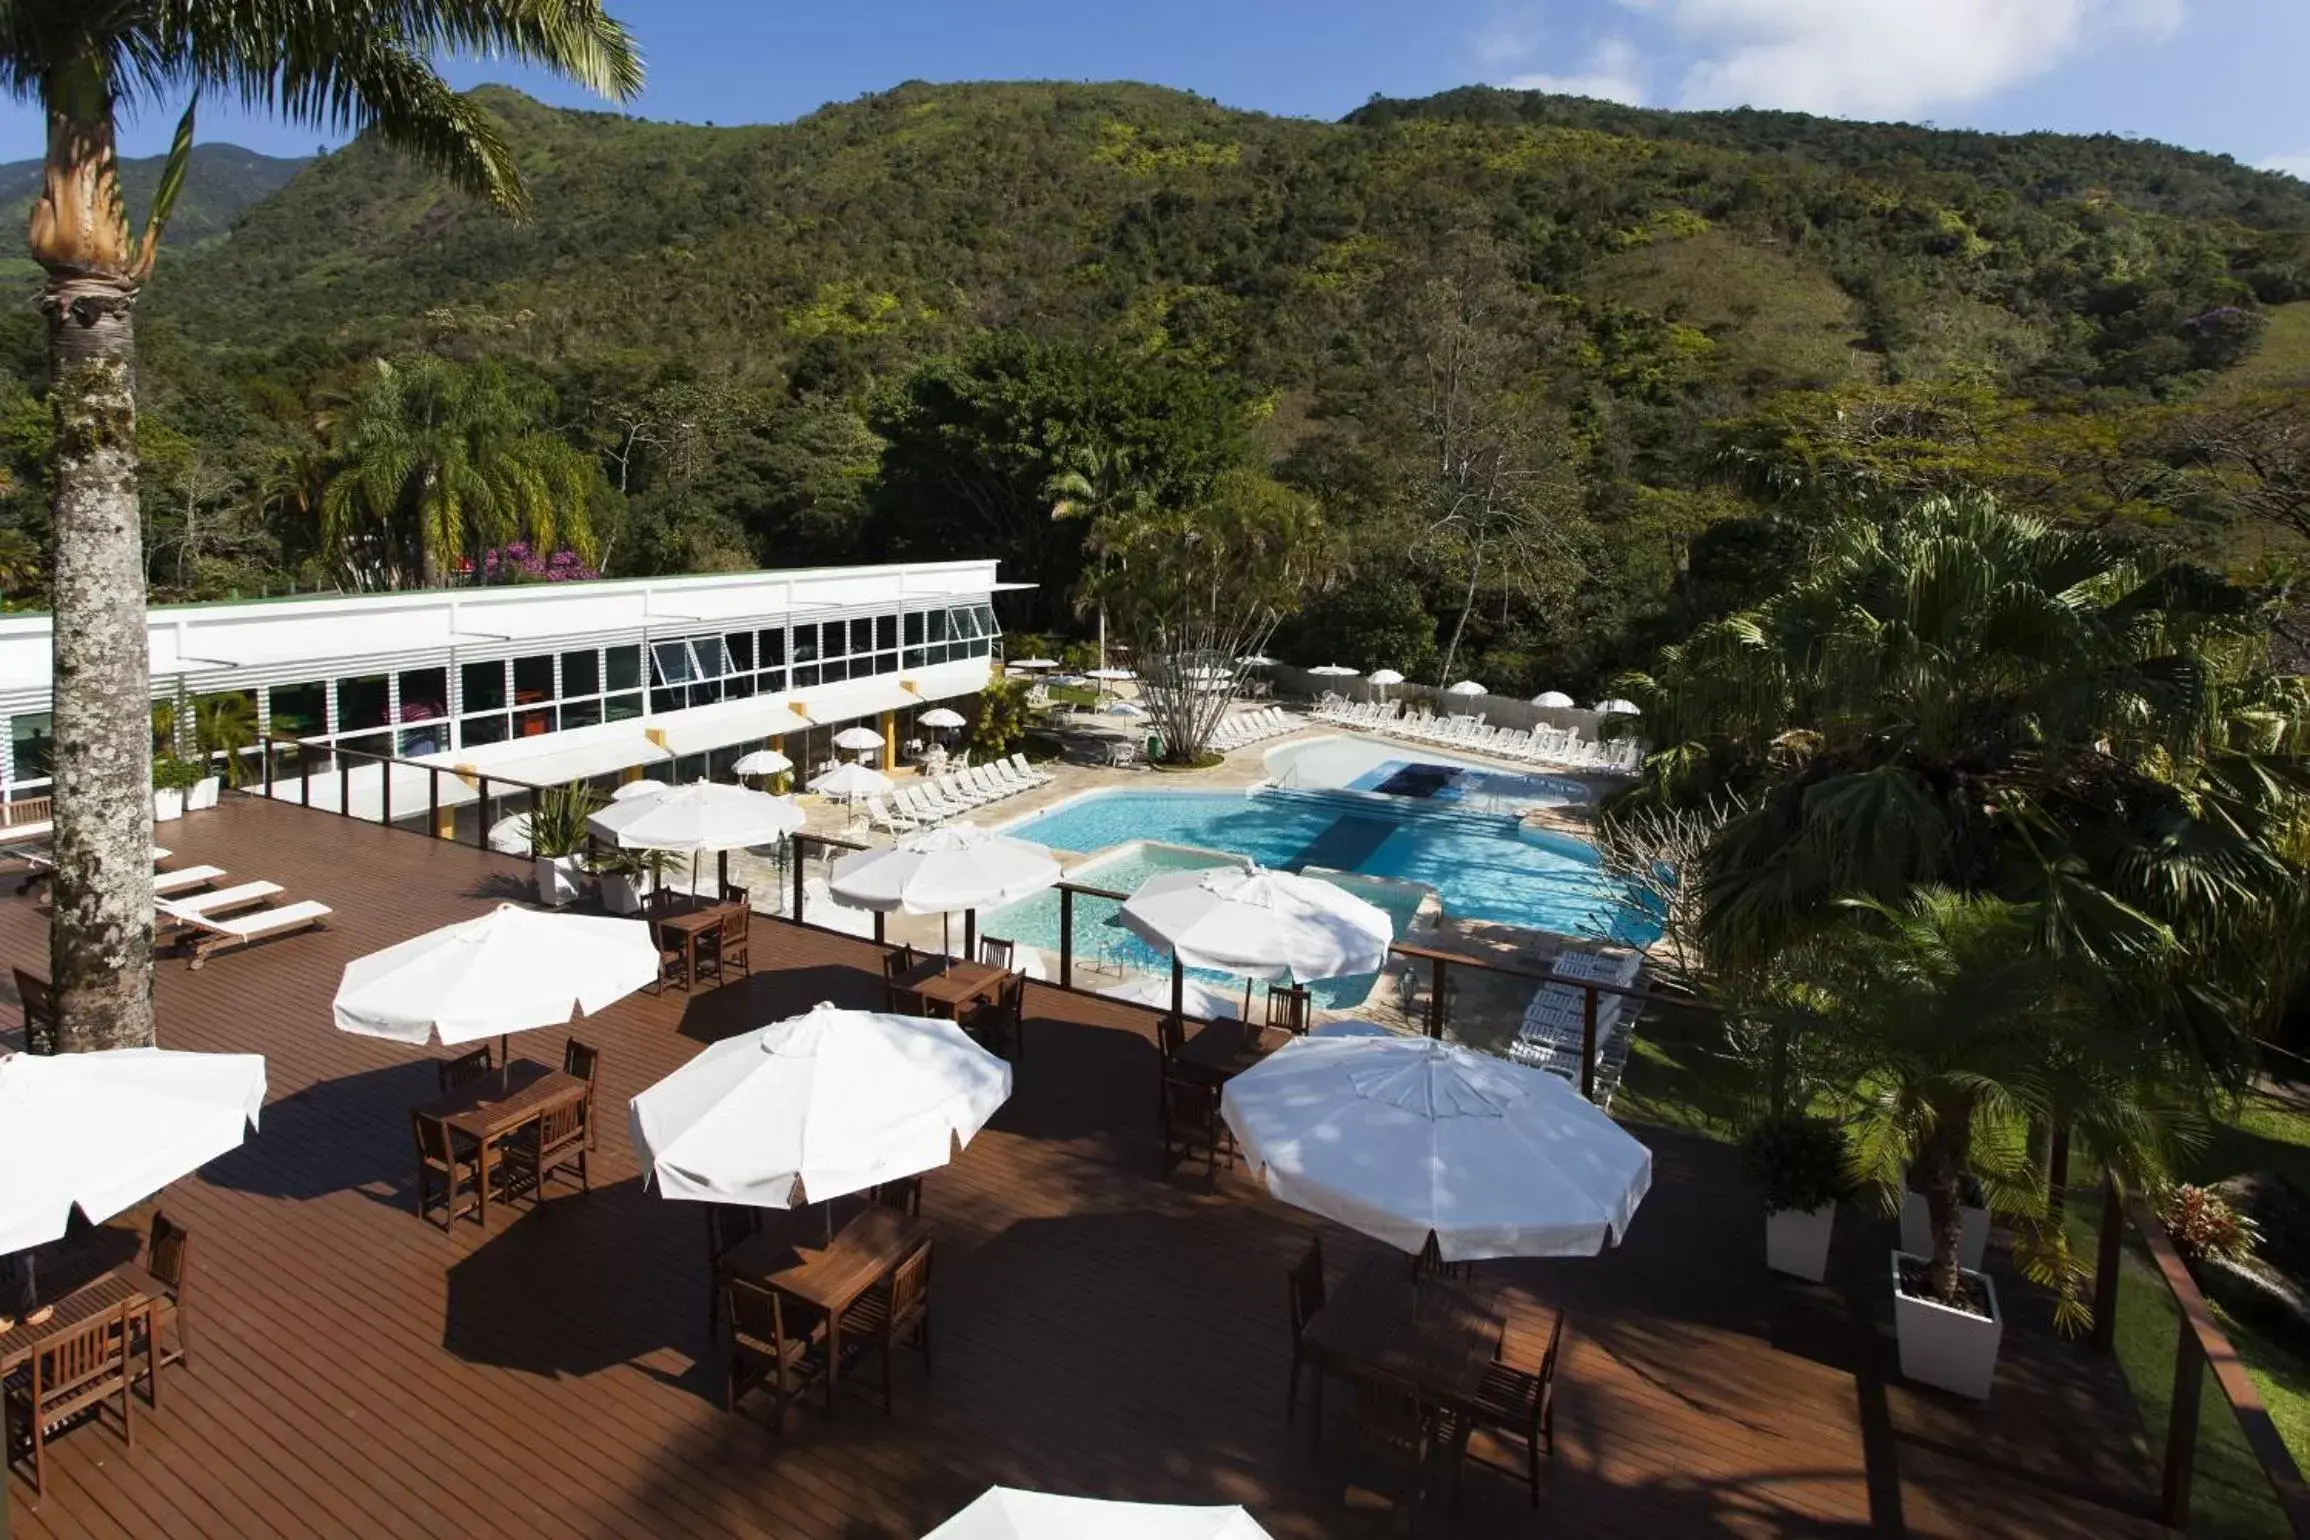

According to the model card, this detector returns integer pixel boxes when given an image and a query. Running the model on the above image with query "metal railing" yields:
[257,734,563,860]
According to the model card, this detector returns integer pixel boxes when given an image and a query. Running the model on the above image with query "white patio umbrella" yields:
[628,1003,1012,1209]
[1531,691,1575,709]
[1103,700,1148,718]
[1595,698,1641,716]
[832,724,885,758]
[831,824,1060,961]
[919,707,968,730]
[1236,654,1277,667]
[332,903,660,1055]
[730,749,793,778]
[611,777,674,800]
[589,780,806,893]
[1098,973,1243,1021]
[1306,663,1359,678]
[0,1047,267,1257]
[1220,1034,1653,1262]
[1007,657,1059,670]
[1085,667,1136,681]
[927,1488,1273,1540]
[1367,667,1404,702]
[1445,680,1487,697]
[809,760,893,817]
[1122,864,1393,1021]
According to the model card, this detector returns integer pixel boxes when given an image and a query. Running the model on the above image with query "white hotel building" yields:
[0,559,1016,822]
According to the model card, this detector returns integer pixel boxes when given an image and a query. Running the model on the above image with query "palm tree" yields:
[1618,493,2310,1089]
[321,356,600,590]
[12,2,640,1050]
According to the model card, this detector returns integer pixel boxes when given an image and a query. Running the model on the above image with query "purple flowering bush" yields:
[460,543,600,584]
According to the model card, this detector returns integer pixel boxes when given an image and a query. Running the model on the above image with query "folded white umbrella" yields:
[926,1488,1272,1540]
[1121,864,1393,983]
[1103,700,1148,718]
[829,824,1060,914]
[1531,691,1575,708]
[731,750,793,777]
[1594,698,1641,716]
[0,1047,267,1255]
[832,725,885,752]
[1366,668,1405,687]
[629,1003,1011,1208]
[919,707,968,729]
[610,777,673,801]
[1221,1035,1652,1261]
[1445,680,1487,697]
[589,780,805,851]
[1098,973,1242,1020]
[332,903,660,1048]
[810,762,893,801]
[1306,663,1359,678]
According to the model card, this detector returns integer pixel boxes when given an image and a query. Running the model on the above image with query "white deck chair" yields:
[166,899,332,969]
[1007,753,1052,787]
[151,864,229,896]
[865,796,917,834]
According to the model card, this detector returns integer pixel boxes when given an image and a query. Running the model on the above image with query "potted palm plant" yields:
[1741,1112,1848,1282]
[151,755,203,822]
[590,845,671,916]
[527,783,601,907]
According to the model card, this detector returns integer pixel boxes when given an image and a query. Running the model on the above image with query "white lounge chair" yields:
[151,864,230,897]
[160,880,285,922]
[865,796,917,835]
[1006,753,1052,787]
[800,877,879,938]
[165,899,332,969]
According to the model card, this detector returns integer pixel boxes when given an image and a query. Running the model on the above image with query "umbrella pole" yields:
[941,912,951,968]
[718,850,730,901]
[964,908,977,964]
[1172,955,1185,1023]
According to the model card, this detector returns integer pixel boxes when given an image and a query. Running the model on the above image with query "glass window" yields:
[850,617,873,654]
[606,644,642,692]
[927,610,949,643]
[271,681,327,738]
[515,706,556,738]
[397,723,445,758]
[650,640,695,686]
[876,614,898,651]
[874,650,898,675]
[460,661,506,714]
[760,667,788,694]
[793,625,819,663]
[460,714,509,747]
[10,711,53,781]
[759,628,785,667]
[822,620,849,659]
[793,663,821,690]
[725,631,753,671]
[692,636,733,679]
[605,692,643,723]
[336,674,391,734]
[560,649,599,698]
[561,697,603,730]
[396,668,448,727]
[904,612,924,645]
[977,603,999,636]
[513,654,554,705]
[651,685,684,715]
[725,674,756,701]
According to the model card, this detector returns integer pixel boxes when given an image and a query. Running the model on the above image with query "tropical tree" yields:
[13,2,640,1049]
[1618,493,2310,1089]
[320,356,600,590]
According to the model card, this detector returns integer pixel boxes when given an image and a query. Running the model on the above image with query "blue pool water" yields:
[996,788,1659,945]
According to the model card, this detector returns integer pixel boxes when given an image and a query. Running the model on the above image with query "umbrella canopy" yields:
[610,777,673,801]
[919,707,968,729]
[332,903,661,1047]
[1531,691,1575,708]
[1595,698,1641,716]
[1366,668,1406,687]
[927,1488,1272,1540]
[731,749,793,777]
[0,1047,267,1255]
[1306,663,1359,678]
[629,1003,1012,1208]
[828,825,1060,915]
[832,725,885,752]
[1221,1035,1652,1261]
[1086,666,1136,682]
[1098,974,1243,1021]
[1103,700,1148,718]
[1445,680,1487,696]
[1007,657,1059,670]
[1121,864,1394,983]
[810,762,894,801]
[589,781,805,852]
[1236,654,1277,667]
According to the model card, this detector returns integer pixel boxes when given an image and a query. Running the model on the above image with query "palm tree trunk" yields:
[44,273,157,1051]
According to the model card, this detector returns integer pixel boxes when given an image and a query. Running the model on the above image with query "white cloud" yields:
[2261,152,2310,182]
[1502,38,1650,105]
[1665,0,2185,118]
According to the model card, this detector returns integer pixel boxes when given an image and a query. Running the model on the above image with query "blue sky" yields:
[5,0,2307,177]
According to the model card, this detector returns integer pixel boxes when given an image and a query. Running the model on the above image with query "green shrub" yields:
[1740,1112,1850,1213]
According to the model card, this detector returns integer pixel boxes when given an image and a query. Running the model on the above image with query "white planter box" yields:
[1765,1203,1837,1282]
[152,788,185,823]
[1900,1190,1989,1271]
[534,855,587,908]
[600,872,647,915]
[1891,1249,2003,1399]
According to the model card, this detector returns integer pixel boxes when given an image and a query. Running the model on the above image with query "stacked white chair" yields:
[885,751,1060,828]
[1507,947,1644,1107]
[1209,705,1301,752]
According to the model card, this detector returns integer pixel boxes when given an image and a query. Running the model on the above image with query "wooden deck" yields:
[1,796,2173,1538]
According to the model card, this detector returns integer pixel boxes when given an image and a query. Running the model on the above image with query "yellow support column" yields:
[880,711,898,771]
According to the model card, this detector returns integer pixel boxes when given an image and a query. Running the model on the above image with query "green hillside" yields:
[4,80,2306,692]
[0,143,308,270]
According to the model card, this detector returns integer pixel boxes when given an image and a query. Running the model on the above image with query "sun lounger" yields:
[160,881,285,922]
[164,899,332,969]
[1006,753,1052,787]
[865,796,917,835]
[801,877,879,939]
[151,864,230,897]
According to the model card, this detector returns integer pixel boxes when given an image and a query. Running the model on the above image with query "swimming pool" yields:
[995,787,1659,945]
[1265,735,1590,812]
[981,842,1429,1010]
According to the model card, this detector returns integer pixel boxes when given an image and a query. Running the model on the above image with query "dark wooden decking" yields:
[1,797,2172,1539]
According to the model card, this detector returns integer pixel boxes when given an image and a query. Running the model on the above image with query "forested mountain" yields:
[4,80,2307,695]
[0,143,308,265]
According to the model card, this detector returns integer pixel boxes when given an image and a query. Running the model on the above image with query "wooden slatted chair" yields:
[563,1039,601,1151]
[976,936,1015,971]
[411,1111,484,1229]
[839,1242,933,1415]
[959,972,1026,1060]
[722,1278,829,1432]
[1160,1076,1236,1180]
[1342,1368,1451,1530]
[12,967,55,1056]
[437,1044,492,1095]
[706,1205,764,1331]
[872,1176,923,1217]
[1458,1312,1565,1507]
[1266,983,1311,1037]
[698,904,751,984]
[502,1097,589,1208]
[142,1212,194,1374]
[1286,1236,1326,1426]
[3,1303,136,1500]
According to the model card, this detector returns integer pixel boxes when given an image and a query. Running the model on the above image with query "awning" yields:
[651,698,806,758]
[464,733,670,788]
[785,680,924,729]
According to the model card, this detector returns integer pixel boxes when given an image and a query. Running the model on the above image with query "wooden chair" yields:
[881,943,919,982]
[501,1097,589,1207]
[1411,1232,1473,1285]
[977,936,1016,971]
[839,1242,933,1414]
[141,1212,194,1375]
[1286,1236,1326,1426]
[12,966,56,1055]
[645,923,689,995]
[1266,983,1311,1037]
[706,1205,764,1330]
[1342,1369,1451,1529]
[887,984,932,1017]
[1160,1076,1236,1179]
[872,1175,923,1218]
[959,973,1026,1060]
[438,1044,493,1095]
[698,904,752,985]
[411,1110,484,1229]
[1459,1313,1565,1507]
[4,1304,138,1500]
[1155,1013,1226,1120]
[563,1038,601,1150]
[721,1278,829,1432]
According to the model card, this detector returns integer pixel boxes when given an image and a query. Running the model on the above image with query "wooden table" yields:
[893,957,1006,1018]
[1178,1016,1288,1079]
[1299,1252,1518,1448]
[0,1264,168,1475]
[655,902,740,992]
[414,1059,587,1224]
[717,1206,930,1418]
